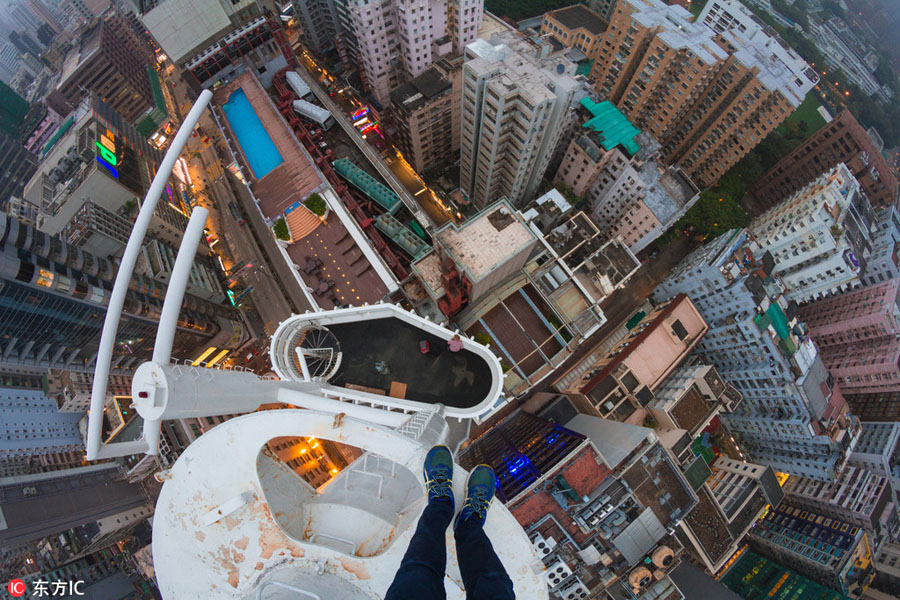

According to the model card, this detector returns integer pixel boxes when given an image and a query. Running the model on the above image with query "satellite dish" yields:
[556,63,564,74]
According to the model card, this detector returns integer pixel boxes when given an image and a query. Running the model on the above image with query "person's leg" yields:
[385,500,453,600]
[453,466,515,600]
[385,446,455,600]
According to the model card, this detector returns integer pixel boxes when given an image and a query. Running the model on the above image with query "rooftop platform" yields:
[328,317,492,408]
[546,5,608,35]
[271,304,505,420]
[214,72,323,220]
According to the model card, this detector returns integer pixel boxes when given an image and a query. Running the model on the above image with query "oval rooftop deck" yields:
[271,304,506,420]
[151,409,548,599]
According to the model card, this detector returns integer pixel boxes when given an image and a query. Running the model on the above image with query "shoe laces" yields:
[427,466,453,498]
[463,486,492,518]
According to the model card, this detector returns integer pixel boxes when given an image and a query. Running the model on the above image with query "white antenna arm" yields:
[86,90,213,461]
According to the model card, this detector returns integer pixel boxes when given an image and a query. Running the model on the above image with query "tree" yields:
[304,193,327,216]
[676,190,748,240]
[273,218,290,241]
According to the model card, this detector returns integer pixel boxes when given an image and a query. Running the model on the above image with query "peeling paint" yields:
[339,557,371,580]
[224,516,240,531]
[332,413,346,428]
[195,531,206,542]
[255,562,264,571]
[235,535,249,550]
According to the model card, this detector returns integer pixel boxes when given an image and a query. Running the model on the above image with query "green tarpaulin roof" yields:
[42,116,75,156]
[147,66,167,113]
[580,98,642,156]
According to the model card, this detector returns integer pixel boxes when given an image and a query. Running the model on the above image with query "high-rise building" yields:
[0,132,37,208]
[0,213,244,373]
[44,369,133,413]
[721,549,856,600]
[389,57,462,174]
[750,164,876,303]
[799,279,900,396]
[561,294,709,420]
[142,0,293,89]
[0,463,152,580]
[54,15,155,123]
[460,404,697,599]
[862,206,900,286]
[850,422,900,491]
[460,31,580,208]
[539,5,608,59]
[26,0,64,34]
[293,0,340,53]
[747,501,876,597]
[782,465,894,539]
[0,386,84,477]
[750,111,898,214]
[678,457,784,573]
[653,229,860,480]
[555,99,700,253]
[587,0,618,21]
[335,0,482,106]
[590,0,817,188]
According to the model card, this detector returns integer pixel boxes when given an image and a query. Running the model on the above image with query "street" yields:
[295,50,456,227]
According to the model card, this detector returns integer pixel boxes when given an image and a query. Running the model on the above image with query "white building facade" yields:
[750,164,876,303]
[460,32,580,209]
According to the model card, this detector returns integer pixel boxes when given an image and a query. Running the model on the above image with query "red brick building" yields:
[750,110,898,213]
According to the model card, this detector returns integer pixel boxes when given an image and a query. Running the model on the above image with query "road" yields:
[294,52,456,227]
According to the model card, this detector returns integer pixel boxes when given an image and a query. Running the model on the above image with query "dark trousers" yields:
[385,500,516,600]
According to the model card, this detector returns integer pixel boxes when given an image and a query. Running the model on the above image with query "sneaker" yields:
[423,445,454,509]
[454,465,496,530]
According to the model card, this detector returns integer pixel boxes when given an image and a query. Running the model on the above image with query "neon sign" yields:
[96,129,119,178]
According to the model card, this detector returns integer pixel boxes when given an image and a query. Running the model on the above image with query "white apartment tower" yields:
[750,163,876,303]
[342,0,483,105]
[460,31,580,209]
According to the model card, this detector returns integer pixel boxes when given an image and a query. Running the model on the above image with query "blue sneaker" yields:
[454,465,496,530]
[423,445,454,509]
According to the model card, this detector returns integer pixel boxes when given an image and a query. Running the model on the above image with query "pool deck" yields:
[215,72,323,219]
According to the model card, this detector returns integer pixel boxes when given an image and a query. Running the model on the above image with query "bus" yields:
[292,99,335,131]
[285,71,314,102]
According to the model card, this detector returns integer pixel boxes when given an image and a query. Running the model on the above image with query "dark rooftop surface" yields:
[670,386,714,433]
[328,317,492,407]
[547,5,607,35]
[669,562,742,600]
[390,67,452,113]
[622,444,696,528]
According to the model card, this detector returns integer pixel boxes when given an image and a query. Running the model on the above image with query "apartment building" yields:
[653,229,860,480]
[862,206,899,286]
[590,0,816,188]
[555,99,699,253]
[850,422,900,492]
[142,0,292,89]
[783,466,894,538]
[389,57,462,173]
[0,132,37,207]
[55,15,154,123]
[460,31,580,208]
[294,0,340,53]
[335,0,482,105]
[750,111,898,214]
[678,457,784,573]
[800,279,900,396]
[748,502,875,597]
[563,294,708,420]
[539,5,607,59]
[750,164,876,303]
[459,404,697,599]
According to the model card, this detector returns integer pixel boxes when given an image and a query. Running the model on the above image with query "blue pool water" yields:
[221,89,284,180]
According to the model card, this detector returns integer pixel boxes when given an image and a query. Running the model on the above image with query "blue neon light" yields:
[96,156,119,178]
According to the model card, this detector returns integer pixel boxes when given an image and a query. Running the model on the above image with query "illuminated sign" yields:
[352,107,369,119]
[96,129,119,178]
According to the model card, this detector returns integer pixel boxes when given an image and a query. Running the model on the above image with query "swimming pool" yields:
[222,88,284,180]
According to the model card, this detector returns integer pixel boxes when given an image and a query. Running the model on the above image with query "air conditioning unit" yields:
[558,577,589,600]
[545,559,572,588]
[532,534,556,559]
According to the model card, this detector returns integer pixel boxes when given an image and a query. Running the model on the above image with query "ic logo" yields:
[7,578,26,597]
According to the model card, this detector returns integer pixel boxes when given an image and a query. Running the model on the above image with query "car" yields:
[318,142,328,148]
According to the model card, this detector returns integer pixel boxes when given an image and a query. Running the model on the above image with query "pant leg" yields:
[454,517,516,600]
[385,500,454,600]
